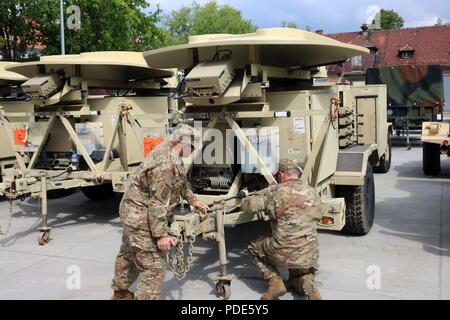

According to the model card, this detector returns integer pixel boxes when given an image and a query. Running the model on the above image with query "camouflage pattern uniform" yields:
[242,159,322,299]
[111,137,198,300]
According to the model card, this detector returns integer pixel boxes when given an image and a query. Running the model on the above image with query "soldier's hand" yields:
[193,200,209,213]
[157,236,177,252]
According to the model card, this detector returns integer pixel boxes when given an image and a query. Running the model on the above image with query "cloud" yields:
[405,15,445,28]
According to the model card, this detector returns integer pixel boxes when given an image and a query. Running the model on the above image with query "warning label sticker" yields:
[143,136,163,157]
[14,128,27,145]
[293,117,305,134]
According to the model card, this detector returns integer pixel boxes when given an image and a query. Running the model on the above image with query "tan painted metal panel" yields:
[144,28,370,69]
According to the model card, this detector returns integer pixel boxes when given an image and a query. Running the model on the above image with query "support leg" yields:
[38,177,51,245]
[214,200,234,299]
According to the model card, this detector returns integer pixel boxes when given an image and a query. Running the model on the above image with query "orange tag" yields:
[14,128,27,145]
[143,137,162,157]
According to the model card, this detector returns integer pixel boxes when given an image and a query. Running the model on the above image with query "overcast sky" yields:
[149,0,450,34]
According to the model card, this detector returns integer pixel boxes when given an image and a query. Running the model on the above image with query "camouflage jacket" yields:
[242,179,322,267]
[120,142,198,238]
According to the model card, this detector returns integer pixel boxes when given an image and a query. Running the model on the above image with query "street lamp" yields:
[60,0,65,55]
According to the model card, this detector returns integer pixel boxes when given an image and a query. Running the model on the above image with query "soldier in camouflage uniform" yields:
[111,124,209,300]
[241,159,323,300]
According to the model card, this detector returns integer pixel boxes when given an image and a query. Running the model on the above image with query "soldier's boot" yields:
[300,274,321,300]
[288,270,305,295]
[260,276,287,300]
[112,289,134,300]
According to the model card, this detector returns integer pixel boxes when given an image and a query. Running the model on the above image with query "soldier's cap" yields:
[171,123,201,147]
[278,158,303,174]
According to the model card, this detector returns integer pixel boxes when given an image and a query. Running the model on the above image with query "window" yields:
[351,55,363,71]
[401,51,413,59]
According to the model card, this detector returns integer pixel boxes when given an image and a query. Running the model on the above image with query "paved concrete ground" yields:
[0,146,449,300]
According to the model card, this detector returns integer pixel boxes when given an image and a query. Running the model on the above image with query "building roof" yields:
[328,25,450,68]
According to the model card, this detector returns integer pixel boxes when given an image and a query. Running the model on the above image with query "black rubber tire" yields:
[337,165,375,236]
[423,143,441,175]
[81,183,115,201]
[374,134,392,174]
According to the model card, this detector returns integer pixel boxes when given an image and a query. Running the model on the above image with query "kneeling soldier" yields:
[241,159,322,300]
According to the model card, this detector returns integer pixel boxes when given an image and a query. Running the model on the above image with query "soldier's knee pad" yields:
[289,270,315,295]
[301,274,321,300]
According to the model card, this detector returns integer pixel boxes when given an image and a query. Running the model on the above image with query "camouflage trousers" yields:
[248,235,318,281]
[111,226,166,300]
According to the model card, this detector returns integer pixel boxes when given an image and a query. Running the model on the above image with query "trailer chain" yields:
[167,234,196,280]
[0,198,14,235]
[120,103,146,154]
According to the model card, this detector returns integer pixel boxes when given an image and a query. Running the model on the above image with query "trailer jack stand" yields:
[37,177,51,246]
[214,199,235,299]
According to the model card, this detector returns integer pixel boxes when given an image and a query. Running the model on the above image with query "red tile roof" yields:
[327,25,450,69]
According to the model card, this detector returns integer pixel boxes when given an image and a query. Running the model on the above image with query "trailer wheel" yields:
[337,165,375,236]
[374,134,392,173]
[216,280,231,300]
[423,143,441,175]
[81,184,115,201]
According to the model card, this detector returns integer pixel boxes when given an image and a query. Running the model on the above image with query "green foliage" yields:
[379,9,404,30]
[38,0,166,55]
[164,1,256,45]
[165,6,194,45]
[281,21,298,29]
[280,21,312,32]
[1,0,166,60]
[0,0,42,61]
[1,0,258,60]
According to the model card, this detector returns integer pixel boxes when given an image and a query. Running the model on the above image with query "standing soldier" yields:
[241,159,322,300]
[111,124,209,300]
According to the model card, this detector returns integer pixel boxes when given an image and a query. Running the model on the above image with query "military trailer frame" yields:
[0,30,394,299]
[0,53,175,244]
[421,121,450,175]
[142,28,393,298]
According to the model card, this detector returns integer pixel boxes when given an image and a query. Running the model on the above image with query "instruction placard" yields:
[293,117,305,134]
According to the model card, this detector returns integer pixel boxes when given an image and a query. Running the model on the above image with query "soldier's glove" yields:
[236,189,249,199]
[194,208,209,222]
[256,210,266,220]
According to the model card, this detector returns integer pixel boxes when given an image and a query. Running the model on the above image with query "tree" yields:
[281,21,298,28]
[1,0,167,61]
[280,21,312,32]
[379,9,404,30]
[0,0,42,61]
[35,0,167,55]
[165,6,194,45]
[435,18,444,26]
[165,1,256,45]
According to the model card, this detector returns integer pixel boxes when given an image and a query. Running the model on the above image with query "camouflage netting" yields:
[366,65,445,107]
